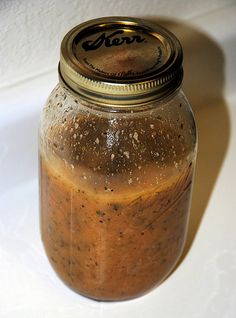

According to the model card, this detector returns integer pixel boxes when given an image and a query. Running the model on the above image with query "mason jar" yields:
[39,17,197,301]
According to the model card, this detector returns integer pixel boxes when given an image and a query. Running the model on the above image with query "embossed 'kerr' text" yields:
[82,30,145,51]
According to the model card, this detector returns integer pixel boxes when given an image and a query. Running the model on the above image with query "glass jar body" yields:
[39,84,197,301]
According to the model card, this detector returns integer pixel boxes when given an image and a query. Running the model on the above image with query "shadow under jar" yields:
[39,17,197,301]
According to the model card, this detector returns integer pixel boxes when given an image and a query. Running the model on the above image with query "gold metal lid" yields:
[59,17,183,106]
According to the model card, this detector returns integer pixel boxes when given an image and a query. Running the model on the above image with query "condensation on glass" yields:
[39,17,197,301]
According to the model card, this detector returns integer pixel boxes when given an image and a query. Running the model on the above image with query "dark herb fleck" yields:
[96,210,106,217]
[112,204,119,211]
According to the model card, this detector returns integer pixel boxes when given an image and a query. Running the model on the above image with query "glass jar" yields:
[39,17,197,301]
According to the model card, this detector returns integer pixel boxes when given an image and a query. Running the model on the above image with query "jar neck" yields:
[60,80,183,114]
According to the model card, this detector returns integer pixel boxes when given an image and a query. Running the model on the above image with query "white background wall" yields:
[0,0,235,88]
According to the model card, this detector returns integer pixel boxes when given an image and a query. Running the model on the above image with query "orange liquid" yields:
[40,154,193,300]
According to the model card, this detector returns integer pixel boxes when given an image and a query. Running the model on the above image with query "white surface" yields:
[0,0,235,87]
[1,4,236,318]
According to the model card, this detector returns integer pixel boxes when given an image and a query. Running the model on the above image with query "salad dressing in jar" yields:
[39,17,197,301]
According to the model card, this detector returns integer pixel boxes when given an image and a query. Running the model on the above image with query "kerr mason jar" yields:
[39,17,197,301]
